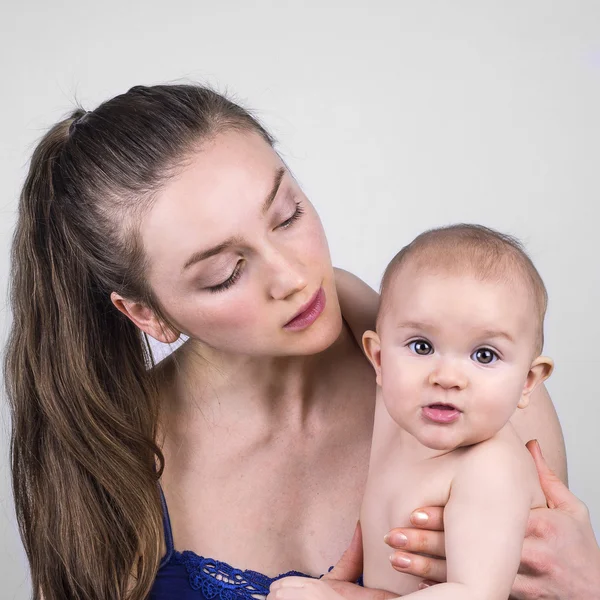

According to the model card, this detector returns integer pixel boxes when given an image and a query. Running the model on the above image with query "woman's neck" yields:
[156,323,357,430]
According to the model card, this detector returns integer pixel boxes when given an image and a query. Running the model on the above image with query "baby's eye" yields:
[471,348,498,365]
[409,340,434,356]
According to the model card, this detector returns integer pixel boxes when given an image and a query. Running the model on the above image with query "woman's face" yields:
[139,129,342,357]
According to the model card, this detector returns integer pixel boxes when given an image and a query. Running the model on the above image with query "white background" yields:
[1,1,599,597]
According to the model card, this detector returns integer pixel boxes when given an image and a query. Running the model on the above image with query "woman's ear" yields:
[110,292,180,344]
[518,356,554,409]
[362,330,383,386]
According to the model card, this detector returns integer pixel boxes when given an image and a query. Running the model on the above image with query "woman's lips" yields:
[284,287,326,331]
[422,404,462,424]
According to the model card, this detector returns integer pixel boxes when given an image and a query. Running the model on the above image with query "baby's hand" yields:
[268,577,346,600]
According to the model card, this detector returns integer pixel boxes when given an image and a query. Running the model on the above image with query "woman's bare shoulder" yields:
[334,268,380,349]
[509,384,567,484]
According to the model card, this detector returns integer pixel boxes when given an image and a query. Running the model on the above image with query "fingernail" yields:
[390,554,411,568]
[384,532,408,547]
[412,511,429,525]
[418,582,432,590]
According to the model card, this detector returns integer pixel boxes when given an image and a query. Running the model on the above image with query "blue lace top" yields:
[149,487,320,599]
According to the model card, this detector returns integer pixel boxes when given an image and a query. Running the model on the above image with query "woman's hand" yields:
[385,440,600,599]
[384,507,447,587]
[509,441,600,599]
[268,524,395,600]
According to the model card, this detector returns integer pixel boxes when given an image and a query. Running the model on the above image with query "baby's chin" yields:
[411,428,497,452]
[414,434,463,452]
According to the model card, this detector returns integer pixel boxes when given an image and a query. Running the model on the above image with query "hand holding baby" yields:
[379,441,600,599]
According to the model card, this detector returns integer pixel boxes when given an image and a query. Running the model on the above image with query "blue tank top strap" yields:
[157,482,174,568]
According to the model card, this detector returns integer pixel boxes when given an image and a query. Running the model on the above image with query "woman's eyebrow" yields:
[182,167,286,272]
[261,167,286,214]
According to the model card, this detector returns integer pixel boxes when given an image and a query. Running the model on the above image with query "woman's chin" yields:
[283,307,344,357]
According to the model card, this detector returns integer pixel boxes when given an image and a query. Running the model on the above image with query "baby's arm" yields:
[400,440,536,599]
[270,440,536,600]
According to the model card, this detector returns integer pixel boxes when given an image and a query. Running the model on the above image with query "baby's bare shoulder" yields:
[455,426,543,504]
[463,423,529,461]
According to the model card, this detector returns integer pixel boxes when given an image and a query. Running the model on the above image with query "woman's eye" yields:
[206,261,243,293]
[277,202,304,229]
[471,347,498,364]
[409,340,433,355]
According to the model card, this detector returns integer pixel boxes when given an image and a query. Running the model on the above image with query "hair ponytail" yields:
[6,117,164,599]
[6,84,274,599]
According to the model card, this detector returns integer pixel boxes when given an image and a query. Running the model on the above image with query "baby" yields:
[359,224,552,598]
[269,223,552,600]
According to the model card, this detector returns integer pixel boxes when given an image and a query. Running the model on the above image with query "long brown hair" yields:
[5,84,274,600]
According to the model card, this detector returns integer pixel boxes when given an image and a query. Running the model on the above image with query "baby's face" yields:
[375,267,540,451]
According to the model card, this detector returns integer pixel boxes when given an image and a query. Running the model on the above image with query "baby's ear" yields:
[518,356,554,409]
[362,330,382,386]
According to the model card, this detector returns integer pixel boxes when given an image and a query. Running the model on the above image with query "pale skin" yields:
[359,268,553,599]
[107,130,599,599]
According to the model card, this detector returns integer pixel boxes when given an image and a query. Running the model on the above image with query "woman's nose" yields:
[428,360,468,390]
[265,251,308,301]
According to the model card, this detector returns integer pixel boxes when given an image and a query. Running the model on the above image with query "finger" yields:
[407,507,444,531]
[388,551,446,582]
[523,509,560,542]
[417,580,439,590]
[384,529,445,558]
[509,573,539,600]
[270,577,313,591]
[268,587,316,600]
[526,440,576,512]
[325,580,396,600]
[517,536,553,577]
[325,522,363,582]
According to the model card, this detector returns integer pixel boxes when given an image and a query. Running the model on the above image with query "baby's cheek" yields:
[382,373,417,421]
[478,382,525,427]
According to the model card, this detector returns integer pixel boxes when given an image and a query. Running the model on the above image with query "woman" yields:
[5,84,599,600]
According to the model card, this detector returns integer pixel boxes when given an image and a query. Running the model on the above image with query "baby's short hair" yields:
[379,224,548,354]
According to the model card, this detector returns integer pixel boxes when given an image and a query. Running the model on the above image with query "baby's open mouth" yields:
[427,403,458,411]
[422,403,462,424]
